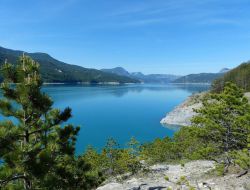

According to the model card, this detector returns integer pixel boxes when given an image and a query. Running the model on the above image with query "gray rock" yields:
[97,160,250,190]
[96,183,123,190]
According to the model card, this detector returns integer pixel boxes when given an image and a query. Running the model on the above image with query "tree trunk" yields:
[24,177,32,190]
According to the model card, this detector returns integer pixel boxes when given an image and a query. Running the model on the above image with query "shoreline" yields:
[161,92,250,127]
[42,82,140,85]
[160,92,206,127]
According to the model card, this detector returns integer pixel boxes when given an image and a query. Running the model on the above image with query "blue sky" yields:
[0,0,250,75]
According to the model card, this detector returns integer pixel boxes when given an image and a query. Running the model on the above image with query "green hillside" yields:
[172,73,223,84]
[0,46,139,83]
[212,62,250,92]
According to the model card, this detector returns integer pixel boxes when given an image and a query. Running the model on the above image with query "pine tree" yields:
[0,55,100,189]
[231,135,250,176]
[191,82,250,170]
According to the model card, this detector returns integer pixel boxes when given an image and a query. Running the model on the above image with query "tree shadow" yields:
[148,186,167,190]
[130,185,167,190]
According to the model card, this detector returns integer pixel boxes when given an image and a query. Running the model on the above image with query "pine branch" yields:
[0,174,27,187]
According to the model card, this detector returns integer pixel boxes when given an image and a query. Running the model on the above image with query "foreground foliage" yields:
[84,138,142,176]
[0,56,102,189]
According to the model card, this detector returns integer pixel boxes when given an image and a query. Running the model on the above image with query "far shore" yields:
[170,82,211,85]
[42,82,211,85]
[43,82,139,85]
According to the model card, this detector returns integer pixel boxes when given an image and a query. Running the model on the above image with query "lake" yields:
[42,84,210,153]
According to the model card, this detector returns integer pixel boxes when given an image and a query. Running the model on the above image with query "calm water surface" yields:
[41,84,209,153]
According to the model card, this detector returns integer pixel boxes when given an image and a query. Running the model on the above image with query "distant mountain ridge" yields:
[219,68,230,73]
[101,67,181,83]
[101,67,131,77]
[172,68,230,84]
[172,73,224,84]
[0,46,139,83]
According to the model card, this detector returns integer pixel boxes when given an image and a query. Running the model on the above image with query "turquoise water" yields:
[42,84,209,153]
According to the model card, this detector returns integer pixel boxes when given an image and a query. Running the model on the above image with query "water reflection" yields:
[43,83,210,100]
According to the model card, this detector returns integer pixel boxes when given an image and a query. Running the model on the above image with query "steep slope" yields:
[212,62,250,92]
[0,46,139,83]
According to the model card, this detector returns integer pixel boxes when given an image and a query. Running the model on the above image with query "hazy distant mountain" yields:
[131,73,181,83]
[172,67,232,84]
[130,72,145,78]
[101,67,131,77]
[101,67,181,83]
[0,46,139,83]
[219,68,230,73]
[172,73,224,84]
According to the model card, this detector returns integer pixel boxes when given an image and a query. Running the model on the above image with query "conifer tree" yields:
[0,55,99,189]
[231,135,250,176]
[191,82,250,169]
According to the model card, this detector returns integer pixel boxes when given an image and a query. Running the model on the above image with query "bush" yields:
[164,176,169,181]
[140,137,180,164]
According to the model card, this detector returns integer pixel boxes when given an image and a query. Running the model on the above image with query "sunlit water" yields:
[0,84,210,153]
[42,84,209,153]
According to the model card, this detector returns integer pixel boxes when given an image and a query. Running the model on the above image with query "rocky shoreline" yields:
[160,92,250,127]
[160,93,205,126]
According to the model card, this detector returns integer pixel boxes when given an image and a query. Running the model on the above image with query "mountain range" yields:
[101,67,181,83]
[0,46,139,83]
[101,67,231,84]
[172,72,224,84]
[0,46,232,84]
[172,67,230,84]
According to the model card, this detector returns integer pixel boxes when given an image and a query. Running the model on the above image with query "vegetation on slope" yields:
[172,73,223,83]
[212,61,250,92]
[0,56,103,189]
[0,46,139,83]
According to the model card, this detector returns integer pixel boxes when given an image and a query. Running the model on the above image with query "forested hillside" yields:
[172,73,223,83]
[0,46,139,83]
[212,62,250,92]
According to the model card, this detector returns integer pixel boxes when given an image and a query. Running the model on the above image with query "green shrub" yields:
[180,161,185,167]
[164,176,170,181]
[215,163,225,176]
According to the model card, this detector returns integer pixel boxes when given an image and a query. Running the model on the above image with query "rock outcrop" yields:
[160,93,205,126]
[97,160,250,190]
